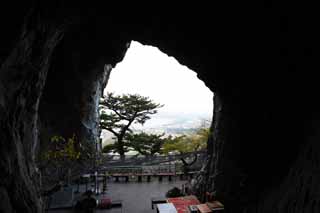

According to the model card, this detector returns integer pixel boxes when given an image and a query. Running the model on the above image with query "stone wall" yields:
[0,3,320,213]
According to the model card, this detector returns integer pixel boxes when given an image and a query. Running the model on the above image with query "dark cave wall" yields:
[38,60,112,156]
[201,8,320,211]
[1,3,320,213]
[129,6,320,213]
[39,48,112,154]
[0,6,64,212]
[0,6,130,212]
[38,12,130,158]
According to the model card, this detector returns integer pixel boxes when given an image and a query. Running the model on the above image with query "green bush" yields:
[166,187,183,198]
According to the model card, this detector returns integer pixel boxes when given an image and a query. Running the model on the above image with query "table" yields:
[151,197,167,209]
[167,195,200,213]
[157,203,177,213]
[206,201,224,211]
[196,204,212,213]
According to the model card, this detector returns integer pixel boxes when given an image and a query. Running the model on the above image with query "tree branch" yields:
[104,127,120,138]
[119,112,137,137]
[109,107,130,121]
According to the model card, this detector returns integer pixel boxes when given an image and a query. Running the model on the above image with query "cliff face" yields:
[0,3,320,213]
[0,5,64,212]
[38,41,116,155]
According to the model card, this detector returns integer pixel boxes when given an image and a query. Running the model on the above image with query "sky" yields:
[103,41,213,129]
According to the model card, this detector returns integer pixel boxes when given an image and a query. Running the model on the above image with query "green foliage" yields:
[125,132,166,156]
[39,133,99,189]
[162,135,187,154]
[44,134,81,162]
[162,127,210,154]
[102,142,130,154]
[40,134,86,184]
[99,93,163,156]
[100,93,163,130]
[102,143,116,153]
[166,187,184,198]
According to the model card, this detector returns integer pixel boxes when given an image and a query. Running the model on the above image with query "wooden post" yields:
[102,175,107,194]
[67,168,71,185]
[180,173,184,180]
[75,177,80,193]
[168,155,171,173]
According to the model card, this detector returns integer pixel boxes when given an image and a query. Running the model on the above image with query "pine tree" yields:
[100,93,162,158]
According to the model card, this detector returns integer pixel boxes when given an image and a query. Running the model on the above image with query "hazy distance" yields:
[102,41,213,142]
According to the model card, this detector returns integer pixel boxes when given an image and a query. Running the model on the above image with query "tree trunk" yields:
[117,137,126,161]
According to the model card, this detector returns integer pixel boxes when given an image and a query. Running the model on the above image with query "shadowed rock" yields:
[1,3,320,213]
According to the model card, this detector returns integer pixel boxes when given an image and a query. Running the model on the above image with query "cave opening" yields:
[36,38,215,212]
[100,40,214,156]
[90,41,216,212]
[2,5,319,213]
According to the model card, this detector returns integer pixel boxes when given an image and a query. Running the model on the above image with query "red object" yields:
[98,197,112,209]
[167,195,201,213]
[196,204,212,213]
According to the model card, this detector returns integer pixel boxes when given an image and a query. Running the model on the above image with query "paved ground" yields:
[47,177,186,213]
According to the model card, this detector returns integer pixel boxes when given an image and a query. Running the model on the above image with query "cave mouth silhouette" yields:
[0,4,319,213]
[100,40,214,151]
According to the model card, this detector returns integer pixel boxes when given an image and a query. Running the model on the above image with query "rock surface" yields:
[0,3,320,213]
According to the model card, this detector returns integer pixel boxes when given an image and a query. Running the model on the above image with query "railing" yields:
[99,150,207,174]
[40,150,207,189]
[100,150,206,166]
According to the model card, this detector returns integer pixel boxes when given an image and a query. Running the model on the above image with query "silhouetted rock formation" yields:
[0,3,320,213]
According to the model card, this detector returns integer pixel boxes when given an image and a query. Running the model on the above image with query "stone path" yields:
[47,179,186,213]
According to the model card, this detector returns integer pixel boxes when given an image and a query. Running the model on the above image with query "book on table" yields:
[206,200,224,211]
[196,204,212,213]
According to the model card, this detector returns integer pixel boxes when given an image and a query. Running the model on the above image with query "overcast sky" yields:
[104,41,213,128]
